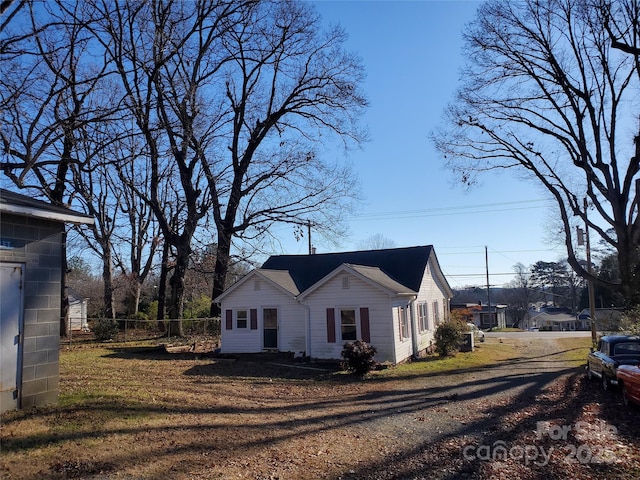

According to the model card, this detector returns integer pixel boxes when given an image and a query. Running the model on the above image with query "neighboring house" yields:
[451,303,507,330]
[67,287,89,332]
[214,246,453,364]
[0,189,93,413]
[525,307,582,331]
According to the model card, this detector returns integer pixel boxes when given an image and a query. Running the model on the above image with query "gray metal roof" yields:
[347,264,417,295]
[258,269,300,296]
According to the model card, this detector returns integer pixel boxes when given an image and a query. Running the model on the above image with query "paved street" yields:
[484,330,594,340]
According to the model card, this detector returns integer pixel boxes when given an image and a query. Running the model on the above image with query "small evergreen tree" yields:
[92,319,119,342]
[341,340,377,376]
[434,320,466,356]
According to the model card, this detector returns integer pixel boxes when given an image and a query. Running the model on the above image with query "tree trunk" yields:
[60,230,69,337]
[156,240,169,333]
[167,242,189,337]
[210,229,232,318]
[124,275,141,316]
[102,246,115,320]
[131,282,141,316]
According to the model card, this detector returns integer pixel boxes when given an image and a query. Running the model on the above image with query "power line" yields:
[349,199,552,221]
[438,248,559,256]
[446,272,519,277]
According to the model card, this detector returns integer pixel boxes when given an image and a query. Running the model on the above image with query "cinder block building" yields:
[1,189,93,413]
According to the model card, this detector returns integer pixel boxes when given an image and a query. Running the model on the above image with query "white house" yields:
[214,245,453,364]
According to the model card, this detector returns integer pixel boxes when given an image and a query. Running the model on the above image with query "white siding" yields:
[68,298,88,331]
[411,254,451,355]
[392,304,414,363]
[304,273,398,362]
[218,250,452,364]
[220,280,305,354]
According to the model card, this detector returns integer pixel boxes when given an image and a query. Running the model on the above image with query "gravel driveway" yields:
[320,336,638,480]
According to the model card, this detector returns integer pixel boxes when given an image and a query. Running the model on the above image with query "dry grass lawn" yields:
[1,336,639,479]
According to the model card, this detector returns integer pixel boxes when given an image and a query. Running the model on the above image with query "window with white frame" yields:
[237,309,248,329]
[399,306,410,340]
[340,308,357,341]
[418,302,429,331]
[432,300,440,326]
[443,297,448,321]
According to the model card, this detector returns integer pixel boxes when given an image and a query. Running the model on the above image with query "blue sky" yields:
[271,0,570,289]
[1,0,571,289]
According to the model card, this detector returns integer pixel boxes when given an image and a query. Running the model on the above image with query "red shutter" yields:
[326,308,336,343]
[250,309,258,330]
[225,309,233,330]
[360,307,370,343]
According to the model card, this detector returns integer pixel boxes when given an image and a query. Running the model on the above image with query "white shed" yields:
[67,287,89,332]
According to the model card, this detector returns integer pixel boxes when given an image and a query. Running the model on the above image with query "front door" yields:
[263,308,278,349]
[1,263,23,414]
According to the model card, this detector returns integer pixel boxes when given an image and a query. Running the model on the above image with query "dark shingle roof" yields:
[261,245,433,293]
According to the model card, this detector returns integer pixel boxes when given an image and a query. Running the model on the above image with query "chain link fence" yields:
[63,316,221,346]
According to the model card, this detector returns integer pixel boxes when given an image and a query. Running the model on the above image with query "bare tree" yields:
[3,0,367,332]
[0,0,25,33]
[111,135,162,317]
[1,0,117,332]
[1,1,114,203]
[71,146,119,320]
[432,0,640,307]
[597,0,640,59]
[206,0,368,315]
[357,234,398,250]
[505,262,532,327]
[66,255,105,318]
[84,0,252,333]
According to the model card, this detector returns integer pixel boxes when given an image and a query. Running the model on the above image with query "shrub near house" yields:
[434,321,466,356]
[341,340,377,376]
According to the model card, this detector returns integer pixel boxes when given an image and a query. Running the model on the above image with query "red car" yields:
[616,364,640,407]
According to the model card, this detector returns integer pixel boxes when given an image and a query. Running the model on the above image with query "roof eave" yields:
[213,269,298,304]
[0,204,94,225]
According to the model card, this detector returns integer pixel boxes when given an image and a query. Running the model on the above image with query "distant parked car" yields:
[616,365,640,407]
[467,323,485,343]
[586,335,640,391]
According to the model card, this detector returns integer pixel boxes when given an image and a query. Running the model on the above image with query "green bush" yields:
[434,320,466,356]
[133,311,148,320]
[92,319,119,342]
[341,340,377,376]
[146,301,159,321]
[184,295,213,319]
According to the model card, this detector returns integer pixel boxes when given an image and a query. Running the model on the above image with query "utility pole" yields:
[485,246,492,329]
